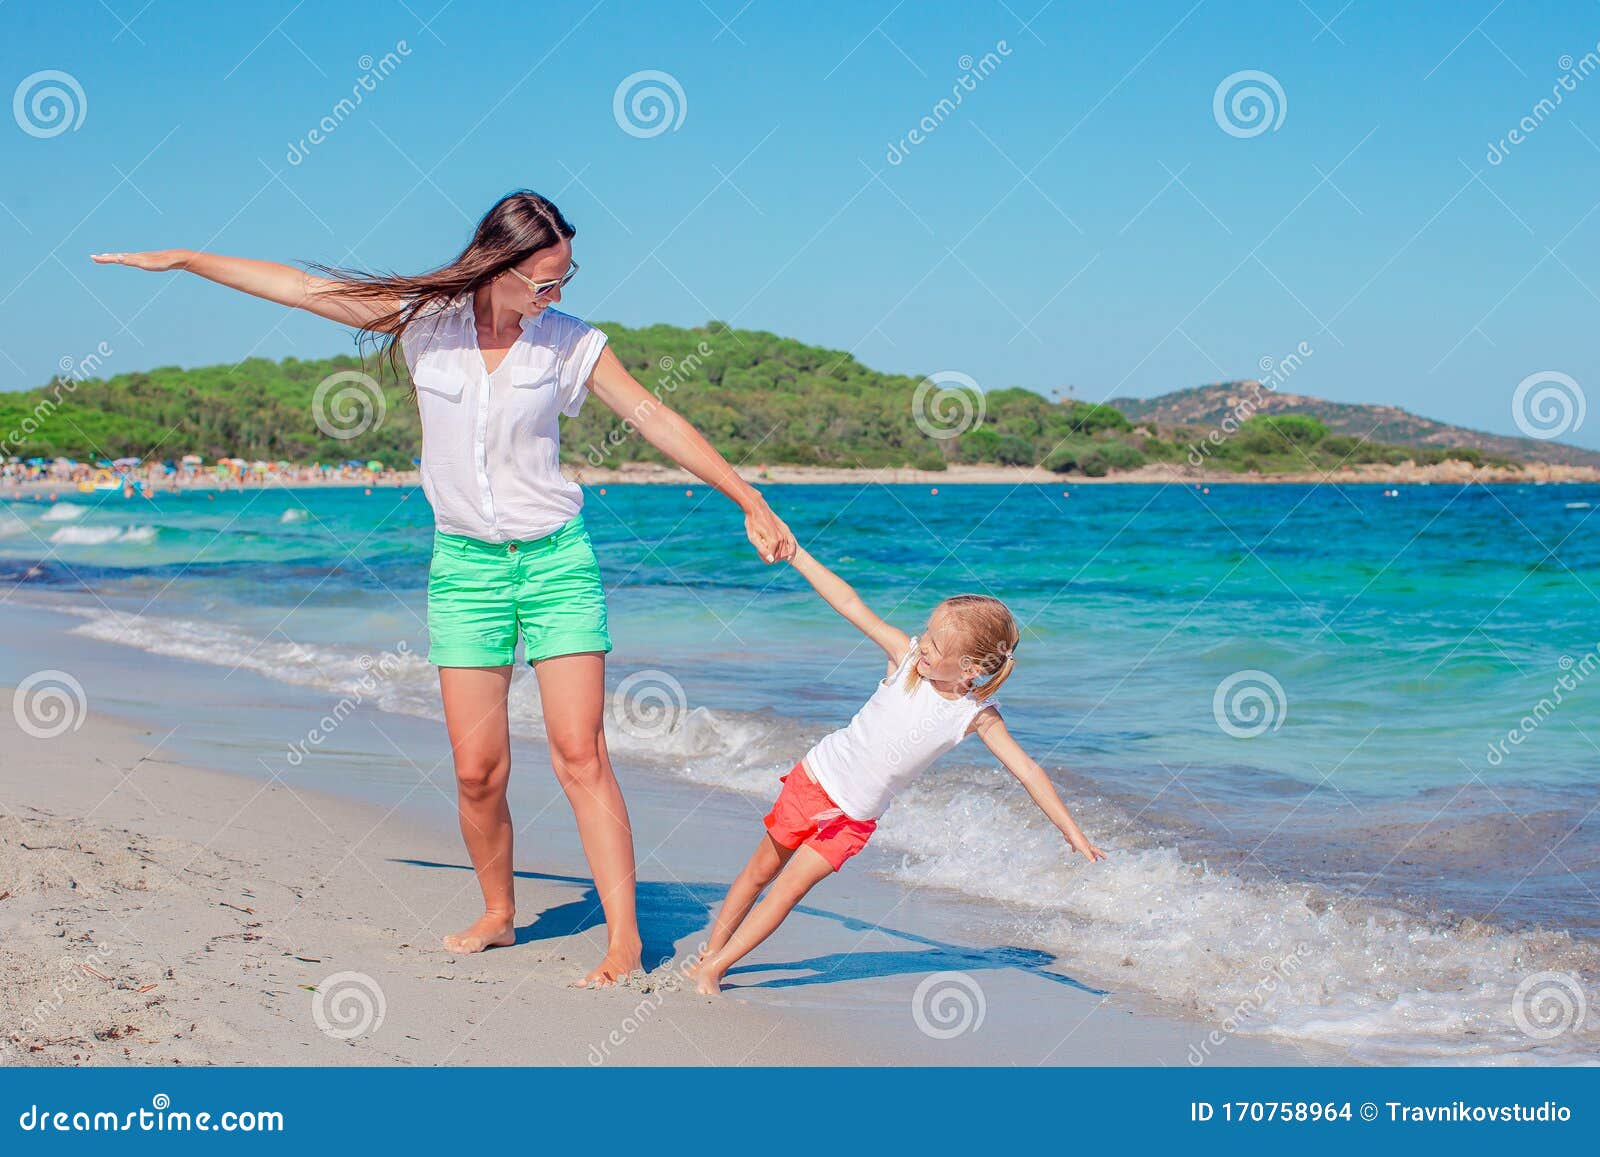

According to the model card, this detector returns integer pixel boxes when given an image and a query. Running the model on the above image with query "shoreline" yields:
[3,458,1598,499]
[0,603,1318,1068]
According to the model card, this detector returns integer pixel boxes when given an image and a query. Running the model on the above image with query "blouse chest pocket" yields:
[501,363,564,427]
[412,355,467,402]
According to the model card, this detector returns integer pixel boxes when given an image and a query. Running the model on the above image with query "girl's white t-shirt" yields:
[803,637,995,821]
[401,294,609,544]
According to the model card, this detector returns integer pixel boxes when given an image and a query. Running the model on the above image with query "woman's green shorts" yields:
[427,516,612,667]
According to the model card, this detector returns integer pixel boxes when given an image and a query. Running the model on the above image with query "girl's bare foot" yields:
[442,912,516,955]
[574,937,643,988]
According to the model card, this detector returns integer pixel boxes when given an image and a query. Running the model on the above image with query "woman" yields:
[94,190,795,988]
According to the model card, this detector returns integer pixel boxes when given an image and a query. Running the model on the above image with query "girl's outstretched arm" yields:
[972,707,1107,862]
[91,250,404,330]
[588,347,794,563]
[789,546,910,663]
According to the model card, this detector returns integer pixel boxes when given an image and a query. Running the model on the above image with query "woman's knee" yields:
[548,734,609,792]
[454,749,510,800]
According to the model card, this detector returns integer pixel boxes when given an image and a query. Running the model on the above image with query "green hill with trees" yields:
[0,318,1558,476]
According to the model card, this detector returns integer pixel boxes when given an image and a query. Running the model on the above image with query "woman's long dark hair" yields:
[316,189,575,376]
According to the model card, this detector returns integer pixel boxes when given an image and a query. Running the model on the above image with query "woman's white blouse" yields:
[401,294,608,543]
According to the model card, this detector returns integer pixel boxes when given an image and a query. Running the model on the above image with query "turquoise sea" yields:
[2,480,1598,1063]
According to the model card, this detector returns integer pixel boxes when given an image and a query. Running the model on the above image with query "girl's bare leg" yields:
[438,665,519,954]
[534,652,643,988]
[690,835,794,973]
[695,845,834,994]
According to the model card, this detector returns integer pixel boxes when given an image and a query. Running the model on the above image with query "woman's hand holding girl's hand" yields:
[91,249,194,271]
[743,499,795,563]
[1067,831,1108,863]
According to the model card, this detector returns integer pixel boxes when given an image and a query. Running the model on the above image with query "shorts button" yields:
[507,543,518,553]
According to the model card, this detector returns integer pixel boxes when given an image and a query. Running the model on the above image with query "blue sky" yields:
[1,0,1597,448]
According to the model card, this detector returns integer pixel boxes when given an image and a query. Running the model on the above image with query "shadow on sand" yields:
[396,860,1104,996]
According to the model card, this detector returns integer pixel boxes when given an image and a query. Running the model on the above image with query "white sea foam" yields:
[0,513,29,539]
[49,525,157,545]
[40,503,87,522]
[280,508,310,523]
[44,601,1600,1064]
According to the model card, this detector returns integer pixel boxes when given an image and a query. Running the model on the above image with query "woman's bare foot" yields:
[694,959,727,996]
[574,937,643,989]
[442,912,516,955]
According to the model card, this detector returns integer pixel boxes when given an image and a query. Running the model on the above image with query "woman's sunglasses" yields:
[504,261,579,299]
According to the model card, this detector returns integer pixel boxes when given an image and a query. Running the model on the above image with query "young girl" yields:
[692,546,1106,995]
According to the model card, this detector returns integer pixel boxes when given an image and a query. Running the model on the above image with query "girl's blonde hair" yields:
[904,594,1020,700]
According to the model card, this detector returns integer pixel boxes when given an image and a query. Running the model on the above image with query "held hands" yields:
[90,249,193,271]
[743,499,796,564]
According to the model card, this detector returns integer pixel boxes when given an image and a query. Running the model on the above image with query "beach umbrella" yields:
[113,456,141,467]
[181,454,204,465]
[366,460,383,471]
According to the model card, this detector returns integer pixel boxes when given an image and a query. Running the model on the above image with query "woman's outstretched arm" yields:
[91,249,403,330]
[788,545,910,663]
[587,346,795,563]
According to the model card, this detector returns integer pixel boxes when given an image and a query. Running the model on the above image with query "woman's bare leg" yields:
[534,651,643,988]
[438,665,518,954]
[695,845,834,994]
[692,835,793,970]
